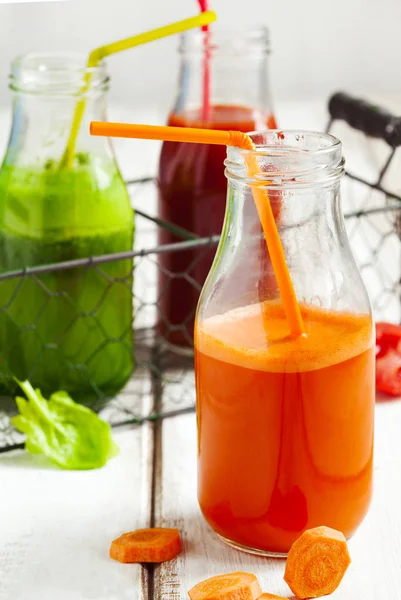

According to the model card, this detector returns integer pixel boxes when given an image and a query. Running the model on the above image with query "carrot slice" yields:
[258,594,287,599]
[188,572,262,600]
[110,527,182,563]
[284,526,351,598]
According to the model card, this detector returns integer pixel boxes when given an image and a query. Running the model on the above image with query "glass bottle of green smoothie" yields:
[0,53,134,410]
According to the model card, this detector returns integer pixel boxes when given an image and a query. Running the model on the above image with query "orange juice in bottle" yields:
[194,131,375,556]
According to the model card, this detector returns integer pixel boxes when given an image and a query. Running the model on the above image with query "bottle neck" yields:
[4,53,111,169]
[226,131,345,188]
[172,29,275,128]
[200,130,371,319]
[224,131,345,246]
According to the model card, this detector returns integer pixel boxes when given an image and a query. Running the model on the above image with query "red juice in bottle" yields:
[157,104,277,348]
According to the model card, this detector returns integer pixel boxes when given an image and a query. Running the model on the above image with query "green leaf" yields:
[11,380,119,470]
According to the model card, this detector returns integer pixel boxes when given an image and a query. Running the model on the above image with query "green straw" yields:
[59,10,217,169]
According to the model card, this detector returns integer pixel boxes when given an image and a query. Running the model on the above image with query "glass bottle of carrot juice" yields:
[158,28,276,349]
[195,131,375,556]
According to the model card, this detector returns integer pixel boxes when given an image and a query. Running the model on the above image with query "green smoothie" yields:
[0,155,134,407]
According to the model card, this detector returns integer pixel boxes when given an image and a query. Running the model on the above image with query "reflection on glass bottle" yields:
[0,54,134,408]
[158,28,276,349]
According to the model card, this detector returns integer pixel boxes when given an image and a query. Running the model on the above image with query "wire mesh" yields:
[327,119,401,324]
[1,100,401,453]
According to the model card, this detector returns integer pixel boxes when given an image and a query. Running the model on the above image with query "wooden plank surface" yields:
[0,399,152,600]
[154,403,401,600]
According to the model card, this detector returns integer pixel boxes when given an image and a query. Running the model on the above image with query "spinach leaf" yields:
[11,380,119,470]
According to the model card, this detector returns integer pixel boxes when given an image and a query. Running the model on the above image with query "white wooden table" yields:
[1,101,401,599]
[1,401,401,599]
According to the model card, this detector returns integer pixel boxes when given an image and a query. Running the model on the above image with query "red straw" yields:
[198,0,211,123]
[198,0,209,30]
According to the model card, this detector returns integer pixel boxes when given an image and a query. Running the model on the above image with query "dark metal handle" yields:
[328,92,401,147]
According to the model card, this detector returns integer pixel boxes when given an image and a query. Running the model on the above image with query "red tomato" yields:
[376,322,401,358]
[376,322,401,397]
[376,350,401,397]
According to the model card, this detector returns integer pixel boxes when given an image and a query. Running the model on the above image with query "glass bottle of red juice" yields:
[157,28,277,349]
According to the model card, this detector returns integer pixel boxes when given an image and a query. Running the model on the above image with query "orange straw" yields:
[90,121,305,338]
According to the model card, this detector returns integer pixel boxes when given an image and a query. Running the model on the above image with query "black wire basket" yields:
[1,92,401,453]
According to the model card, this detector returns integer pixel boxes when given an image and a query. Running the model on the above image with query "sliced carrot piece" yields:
[284,526,351,598]
[258,594,287,600]
[110,527,182,563]
[188,572,262,600]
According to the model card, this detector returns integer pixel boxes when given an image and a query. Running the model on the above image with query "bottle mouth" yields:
[225,130,345,187]
[179,26,270,57]
[9,52,109,96]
